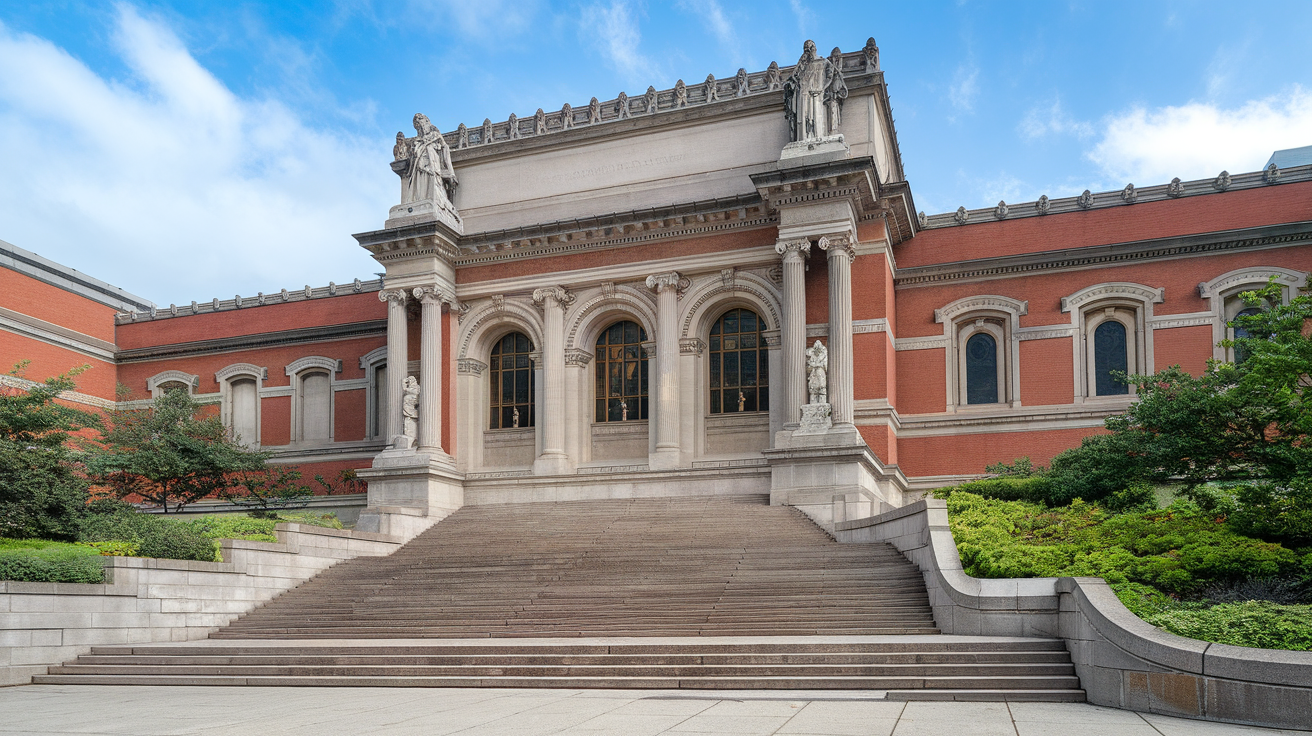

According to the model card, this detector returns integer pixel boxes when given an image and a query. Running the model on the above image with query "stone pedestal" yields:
[356,449,464,539]
[778,135,850,168]
[385,198,463,233]
[796,403,832,434]
[763,425,900,531]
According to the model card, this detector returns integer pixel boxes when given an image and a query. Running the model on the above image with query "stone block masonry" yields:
[834,500,1312,730]
[0,523,402,686]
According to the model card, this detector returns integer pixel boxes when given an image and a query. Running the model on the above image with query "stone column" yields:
[414,286,445,452]
[775,240,811,428]
[379,288,409,446]
[820,234,856,427]
[531,287,574,475]
[645,272,683,470]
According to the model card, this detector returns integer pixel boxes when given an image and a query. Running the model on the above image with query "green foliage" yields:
[983,456,1045,478]
[1226,478,1312,547]
[79,540,139,556]
[0,365,99,541]
[79,510,216,562]
[275,511,343,529]
[948,492,1300,597]
[178,515,278,543]
[1103,482,1158,513]
[84,388,268,513]
[220,466,312,518]
[933,476,1053,504]
[0,538,105,583]
[1115,582,1312,651]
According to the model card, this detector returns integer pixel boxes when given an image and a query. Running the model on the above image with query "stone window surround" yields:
[1198,267,1306,362]
[1061,283,1162,404]
[145,369,199,399]
[285,356,341,446]
[215,363,266,448]
[934,296,1026,413]
[357,347,388,440]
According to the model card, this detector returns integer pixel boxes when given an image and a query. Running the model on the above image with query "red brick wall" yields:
[895,349,947,414]
[0,268,118,344]
[859,424,897,466]
[0,331,117,399]
[115,292,384,350]
[1019,337,1074,406]
[898,426,1103,477]
[1155,325,1212,376]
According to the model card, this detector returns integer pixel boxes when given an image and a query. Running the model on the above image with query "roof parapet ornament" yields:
[863,37,879,72]
[644,86,657,113]
[735,68,748,97]
[779,40,850,166]
[765,61,781,91]
[1214,170,1232,192]
[953,206,969,225]
[1077,190,1094,209]
[1167,177,1185,198]
[1035,195,1051,214]
[704,74,719,103]
[1264,162,1281,184]
[674,79,688,108]
[616,92,631,119]
[917,211,928,228]
[1121,183,1137,204]
[994,201,1009,220]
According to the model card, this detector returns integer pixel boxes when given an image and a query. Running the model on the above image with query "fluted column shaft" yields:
[776,240,810,427]
[821,235,855,426]
[381,289,409,444]
[532,287,573,474]
[645,272,682,469]
[416,287,444,451]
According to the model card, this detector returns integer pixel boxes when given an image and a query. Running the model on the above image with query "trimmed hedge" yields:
[0,539,105,583]
[80,512,216,562]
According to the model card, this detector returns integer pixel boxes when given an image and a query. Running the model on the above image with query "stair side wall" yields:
[0,524,403,686]
[834,500,1312,731]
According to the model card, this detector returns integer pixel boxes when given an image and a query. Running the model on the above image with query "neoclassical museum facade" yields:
[3,40,1311,531]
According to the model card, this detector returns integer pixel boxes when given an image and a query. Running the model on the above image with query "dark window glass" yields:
[489,332,535,428]
[595,320,649,422]
[965,332,998,405]
[1232,307,1262,364]
[709,308,770,414]
[1093,320,1129,396]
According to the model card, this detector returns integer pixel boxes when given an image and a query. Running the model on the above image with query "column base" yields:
[648,447,681,471]
[355,448,464,540]
[532,452,576,476]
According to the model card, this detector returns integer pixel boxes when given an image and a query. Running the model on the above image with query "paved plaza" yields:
[0,686,1305,736]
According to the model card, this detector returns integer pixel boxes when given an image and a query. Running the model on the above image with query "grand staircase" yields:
[37,496,1083,699]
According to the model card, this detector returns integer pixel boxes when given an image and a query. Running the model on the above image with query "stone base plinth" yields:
[355,449,464,539]
[795,402,832,434]
[778,135,850,168]
[763,429,902,530]
[385,198,464,233]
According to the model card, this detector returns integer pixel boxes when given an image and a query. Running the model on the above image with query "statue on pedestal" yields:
[806,339,829,405]
[784,41,847,143]
[402,376,420,444]
[389,113,462,230]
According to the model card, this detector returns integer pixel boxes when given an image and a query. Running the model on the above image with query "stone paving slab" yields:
[0,685,1306,735]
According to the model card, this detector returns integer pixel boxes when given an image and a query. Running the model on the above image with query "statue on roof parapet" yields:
[387,113,462,231]
[779,40,850,166]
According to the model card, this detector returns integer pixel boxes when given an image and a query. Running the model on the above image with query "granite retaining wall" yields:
[0,523,402,686]
[835,499,1312,730]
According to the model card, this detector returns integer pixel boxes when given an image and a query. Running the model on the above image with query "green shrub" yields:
[275,511,343,529]
[934,476,1053,504]
[79,540,139,557]
[947,492,1301,597]
[1114,581,1312,652]
[80,511,216,562]
[178,516,278,543]
[1226,478,1312,547]
[0,539,105,583]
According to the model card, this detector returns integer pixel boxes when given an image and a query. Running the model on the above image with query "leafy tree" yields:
[221,466,313,518]
[84,388,265,513]
[0,363,100,540]
[1046,277,1312,508]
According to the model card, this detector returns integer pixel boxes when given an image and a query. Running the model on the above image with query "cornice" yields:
[116,279,382,325]
[896,221,1312,288]
[115,320,386,363]
[918,163,1312,230]
[0,306,116,361]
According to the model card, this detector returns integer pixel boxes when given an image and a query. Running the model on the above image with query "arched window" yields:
[964,332,998,405]
[1093,320,1129,395]
[489,332,534,429]
[595,320,648,422]
[709,308,769,414]
[1231,307,1262,364]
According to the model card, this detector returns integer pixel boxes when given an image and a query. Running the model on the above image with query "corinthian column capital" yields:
[774,239,812,259]
[644,271,686,293]
[818,234,856,261]
[412,285,453,305]
[532,286,574,308]
[379,288,409,304]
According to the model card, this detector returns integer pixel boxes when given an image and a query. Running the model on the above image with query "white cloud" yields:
[788,0,813,32]
[579,1,659,87]
[408,0,540,38]
[1019,99,1094,140]
[0,7,391,306]
[1087,88,1312,184]
[678,0,739,62]
[948,65,978,114]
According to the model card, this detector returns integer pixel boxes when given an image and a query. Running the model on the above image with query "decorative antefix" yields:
[780,40,849,165]
[389,113,462,232]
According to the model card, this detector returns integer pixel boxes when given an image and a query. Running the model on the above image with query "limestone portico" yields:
[353,41,909,533]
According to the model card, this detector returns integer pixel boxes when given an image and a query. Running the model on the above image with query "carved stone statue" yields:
[806,339,828,405]
[784,40,847,142]
[644,86,657,113]
[735,68,749,97]
[389,113,461,230]
[402,376,420,442]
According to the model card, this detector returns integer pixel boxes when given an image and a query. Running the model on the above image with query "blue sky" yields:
[1,1,1310,307]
